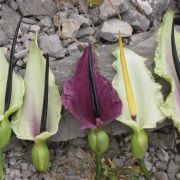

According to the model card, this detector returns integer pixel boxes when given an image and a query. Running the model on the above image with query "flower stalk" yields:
[0,149,4,180]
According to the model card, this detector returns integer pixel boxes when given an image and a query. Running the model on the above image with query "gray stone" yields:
[0,5,20,39]
[149,0,170,21]
[155,172,169,180]
[30,25,40,32]
[167,160,179,180]
[132,0,152,16]
[9,169,21,178]
[16,0,56,17]
[100,18,133,42]
[27,32,35,40]
[22,18,37,25]
[122,8,150,31]
[156,149,169,162]
[100,0,129,20]
[148,132,175,150]
[9,157,16,166]
[20,23,30,34]
[155,161,167,171]
[39,34,66,59]
[88,7,100,25]
[68,43,79,55]
[76,27,95,39]
[112,158,124,168]
[8,0,18,11]
[69,14,90,27]
[14,49,28,60]
[20,163,28,171]
[61,19,80,37]
[22,170,33,178]
[40,16,52,27]
[0,30,8,46]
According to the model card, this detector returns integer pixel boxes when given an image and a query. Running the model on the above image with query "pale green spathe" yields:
[113,48,164,132]
[154,10,180,131]
[0,49,24,120]
[11,35,62,141]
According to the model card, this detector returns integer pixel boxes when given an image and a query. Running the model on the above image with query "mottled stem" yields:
[139,159,151,180]
[95,155,102,180]
[0,149,4,180]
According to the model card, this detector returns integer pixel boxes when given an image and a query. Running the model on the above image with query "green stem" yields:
[95,154,102,180]
[139,159,151,180]
[0,149,4,180]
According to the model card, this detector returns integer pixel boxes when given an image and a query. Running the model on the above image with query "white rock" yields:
[100,0,129,20]
[132,0,152,15]
[30,25,40,32]
[100,18,133,42]
[61,19,80,37]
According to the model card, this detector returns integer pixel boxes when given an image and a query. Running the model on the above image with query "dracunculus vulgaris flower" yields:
[62,43,122,179]
[112,33,165,179]
[154,10,180,131]
[0,19,25,179]
[11,34,62,172]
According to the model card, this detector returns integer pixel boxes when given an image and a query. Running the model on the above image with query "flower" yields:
[62,43,122,129]
[154,10,180,131]
[113,35,164,133]
[11,34,62,172]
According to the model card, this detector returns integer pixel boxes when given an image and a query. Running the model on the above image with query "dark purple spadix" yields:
[62,44,122,129]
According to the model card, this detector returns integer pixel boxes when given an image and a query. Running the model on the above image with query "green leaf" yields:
[154,10,180,131]
[11,35,62,141]
[0,48,24,121]
[112,48,164,132]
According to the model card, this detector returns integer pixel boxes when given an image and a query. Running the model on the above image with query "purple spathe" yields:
[62,45,122,129]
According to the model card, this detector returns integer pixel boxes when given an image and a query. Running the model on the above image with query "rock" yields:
[122,8,150,31]
[9,0,18,11]
[76,27,95,38]
[0,5,20,39]
[0,29,8,45]
[148,132,175,150]
[155,172,169,180]
[20,23,30,34]
[30,25,40,32]
[39,34,66,59]
[100,18,133,42]
[112,158,124,168]
[88,7,100,25]
[9,158,17,166]
[61,19,80,37]
[27,32,35,40]
[156,149,169,162]
[167,160,178,180]
[21,170,33,178]
[132,0,152,16]
[22,18,37,25]
[100,0,129,20]
[20,163,28,171]
[68,43,79,55]
[9,169,21,178]
[149,0,170,21]
[16,0,56,17]
[40,16,52,28]
[14,49,28,60]
[155,161,167,171]
[69,13,90,27]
